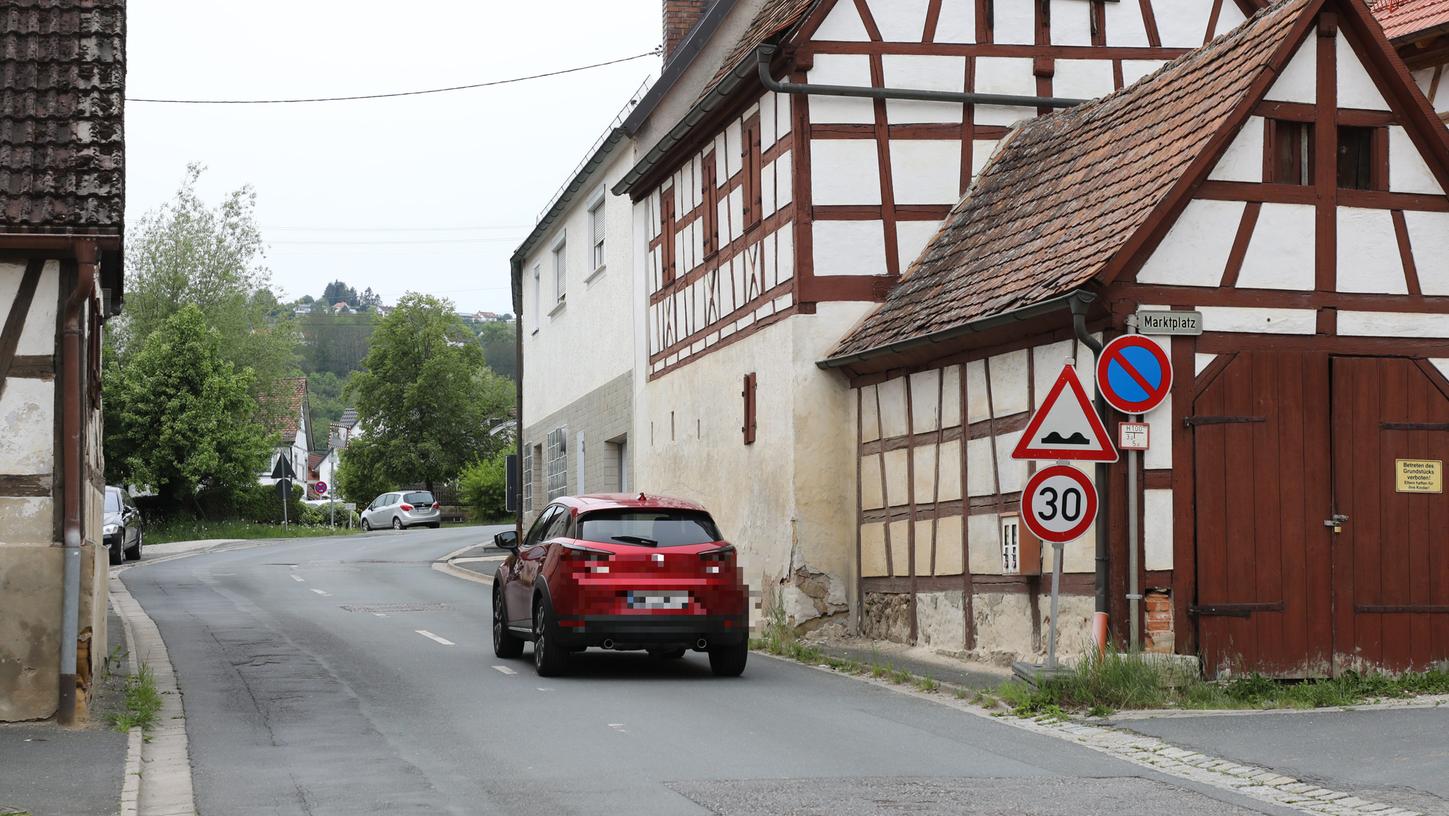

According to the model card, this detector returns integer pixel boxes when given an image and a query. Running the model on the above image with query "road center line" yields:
[416,630,455,646]
[492,665,517,675]
[310,588,331,597]
[372,612,387,618]
[291,574,305,583]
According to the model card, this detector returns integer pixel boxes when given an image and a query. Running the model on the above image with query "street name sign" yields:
[1012,365,1118,462]
[1135,310,1203,336]
[1021,465,1098,544]
[1097,335,1173,415]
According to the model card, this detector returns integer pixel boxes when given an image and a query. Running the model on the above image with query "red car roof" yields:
[552,493,707,513]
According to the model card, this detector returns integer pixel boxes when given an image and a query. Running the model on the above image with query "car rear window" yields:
[577,510,723,548]
[404,492,434,506]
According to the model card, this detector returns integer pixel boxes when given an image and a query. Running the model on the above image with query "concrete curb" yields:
[757,652,1428,816]
[110,575,196,816]
[119,726,142,816]
[431,543,494,586]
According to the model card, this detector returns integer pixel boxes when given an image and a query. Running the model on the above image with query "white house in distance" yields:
[260,376,311,486]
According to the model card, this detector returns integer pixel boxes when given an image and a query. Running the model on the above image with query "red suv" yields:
[491,494,749,677]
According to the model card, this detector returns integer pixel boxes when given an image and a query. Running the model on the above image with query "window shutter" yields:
[742,372,757,445]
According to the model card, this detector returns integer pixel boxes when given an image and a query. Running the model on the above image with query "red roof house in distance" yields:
[1370,0,1449,118]
[822,0,1449,677]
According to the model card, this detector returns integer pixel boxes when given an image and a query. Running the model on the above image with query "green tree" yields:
[476,320,518,381]
[459,452,511,522]
[104,306,270,514]
[346,294,514,492]
[117,163,300,400]
[333,437,392,505]
[307,370,350,449]
[321,280,359,308]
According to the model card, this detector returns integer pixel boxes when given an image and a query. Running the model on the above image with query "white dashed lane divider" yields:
[492,665,517,675]
[290,574,305,583]
[415,630,455,646]
[310,588,331,597]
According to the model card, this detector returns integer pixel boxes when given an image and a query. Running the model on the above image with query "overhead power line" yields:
[128,48,661,105]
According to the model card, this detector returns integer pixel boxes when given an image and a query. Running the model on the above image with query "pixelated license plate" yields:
[626,591,690,610]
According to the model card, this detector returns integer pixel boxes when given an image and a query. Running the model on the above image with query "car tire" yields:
[124,533,141,562]
[532,599,568,677]
[430,523,441,529]
[708,641,748,677]
[107,541,123,566]
[361,518,371,532]
[493,588,524,658]
[392,517,403,530]
[648,648,687,660]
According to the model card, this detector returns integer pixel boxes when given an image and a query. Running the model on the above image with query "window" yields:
[741,372,757,445]
[524,505,559,548]
[521,446,534,513]
[1001,516,1021,574]
[742,116,763,229]
[546,427,568,499]
[588,195,606,272]
[577,509,724,547]
[539,505,572,542]
[660,192,677,287]
[552,237,567,304]
[1269,120,1314,185]
[403,491,434,507]
[1337,126,1381,190]
[530,266,541,333]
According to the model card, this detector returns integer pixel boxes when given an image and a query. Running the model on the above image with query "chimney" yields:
[663,0,709,63]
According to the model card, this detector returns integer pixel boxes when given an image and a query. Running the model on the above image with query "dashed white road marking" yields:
[416,630,455,646]
[290,574,305,583]
[310,588,331,597]
[492,665,517,675]
[608,723,628,734]
[372,612,388,618]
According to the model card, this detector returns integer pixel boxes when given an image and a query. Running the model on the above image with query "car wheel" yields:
[392,517,403,530]
[361,518,371,532]
[493,588,524,658]
[708,641,748,677]
[532,599,568,677]
[107,541,123,566]
[648,648,687,660]
[431,523,442,529]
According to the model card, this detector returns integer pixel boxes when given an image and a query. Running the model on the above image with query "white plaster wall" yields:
[1236,203,1316,291]
[890,140,963,204]
[1051,0,1094,46]
[1404,211,1449,296]
[1213,2,1247,38]
[1389,126,1445,195]
[812,140,882,205]
[807,54,876,124]
[0,379,54,476]
[1196,306,1318,334]
[1156,1,1212,49]
[1104,2,1151,47]
[814,0,870,41]
[933,0,976,42]
[522,147,636,421]
[993,1,1035,44]
[971,138,1001,177]
[1054,60,1117,101]
[0,262,59,356]
[814,220,889,276]
[1207,116,1265,183]
[989,349,1030,417]
[1144,488,1174,571]
[1195,352,1218,375]
[1338,311,1449,337]
[867,0,933,43]
[1121,60,1168,87]
[974,58,1037,126]
[1137,199,1244,286]
[1336,33,1389,111]
[897,220,943,274]
[1337,207,1407,295]
[1264,39,1316,103]
[883,55,966,123]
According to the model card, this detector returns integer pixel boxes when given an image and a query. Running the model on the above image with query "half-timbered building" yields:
[613,0,1241,628]
[0,0,125,722]
[822,0,1449,674]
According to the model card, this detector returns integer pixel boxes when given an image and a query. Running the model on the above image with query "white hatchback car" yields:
[360,490,441,531]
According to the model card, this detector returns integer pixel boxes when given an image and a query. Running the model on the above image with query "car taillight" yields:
[563,541,612,573]
[431,501,440,510]
[399,503,414,512]
[700,544,734,574]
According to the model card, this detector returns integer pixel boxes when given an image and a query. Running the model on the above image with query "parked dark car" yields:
[103,486,143,565]
[492,494,749,678]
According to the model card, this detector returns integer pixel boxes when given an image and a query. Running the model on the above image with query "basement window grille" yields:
[521,446,534,513]
[546,428,568,500]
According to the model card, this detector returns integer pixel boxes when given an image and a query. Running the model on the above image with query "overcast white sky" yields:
[125,1,663,315]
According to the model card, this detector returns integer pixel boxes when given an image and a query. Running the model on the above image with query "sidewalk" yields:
[0,609,129,816]
[803,635,1013,692]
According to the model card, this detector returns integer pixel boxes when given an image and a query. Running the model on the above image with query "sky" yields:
[125,1,663,315]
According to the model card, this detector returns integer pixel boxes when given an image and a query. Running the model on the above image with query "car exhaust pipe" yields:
[696,638,708,650]
[603,638,615,650]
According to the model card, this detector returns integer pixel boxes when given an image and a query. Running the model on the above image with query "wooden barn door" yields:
[1191,352,1334,677]
[1331,357,1449,673]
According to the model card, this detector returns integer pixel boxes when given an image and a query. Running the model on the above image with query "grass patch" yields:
[997,650,1449,717]
[107,664,161,733]
[146,519,360,545]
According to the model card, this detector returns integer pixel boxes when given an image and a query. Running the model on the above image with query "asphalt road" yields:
[121,527,1302,816]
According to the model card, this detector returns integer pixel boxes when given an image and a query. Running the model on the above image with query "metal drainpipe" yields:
[59,241,97,725]
[756,46,1085,109]
[1069,290,1110,654]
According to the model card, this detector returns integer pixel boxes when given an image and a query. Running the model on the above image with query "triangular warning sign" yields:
[1011,365,1118,462]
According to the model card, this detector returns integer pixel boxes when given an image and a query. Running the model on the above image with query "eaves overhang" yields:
[621,0,741,137]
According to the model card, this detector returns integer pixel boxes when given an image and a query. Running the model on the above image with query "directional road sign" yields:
[1021,465,1098,544]
[1012,365,1118,462]
[1097,335,1172,415]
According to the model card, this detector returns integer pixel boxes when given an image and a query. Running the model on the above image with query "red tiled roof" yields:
[828,0,1311,362]
[0,0,125,233]
[701,0,818,98]
[307,451,326,472]
[259,377,308,439]
[1371,0,1449,40]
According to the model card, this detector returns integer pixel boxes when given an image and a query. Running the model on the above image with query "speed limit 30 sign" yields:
[1021,465,1098,544]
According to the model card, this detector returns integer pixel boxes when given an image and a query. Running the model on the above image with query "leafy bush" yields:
[459,452,511,522]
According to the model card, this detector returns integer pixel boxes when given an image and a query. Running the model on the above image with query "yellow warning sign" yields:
[1395,459,1443,494]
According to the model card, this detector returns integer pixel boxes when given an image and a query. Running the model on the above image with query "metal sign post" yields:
[1015,462,1099,681]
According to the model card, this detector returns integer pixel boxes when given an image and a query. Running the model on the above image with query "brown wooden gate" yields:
[1193,353,1449,676]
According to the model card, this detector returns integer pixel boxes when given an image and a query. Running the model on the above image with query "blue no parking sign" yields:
[1096,335,1172,415]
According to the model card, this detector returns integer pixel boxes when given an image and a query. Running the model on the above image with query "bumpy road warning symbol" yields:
[1011,365,1118,462]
